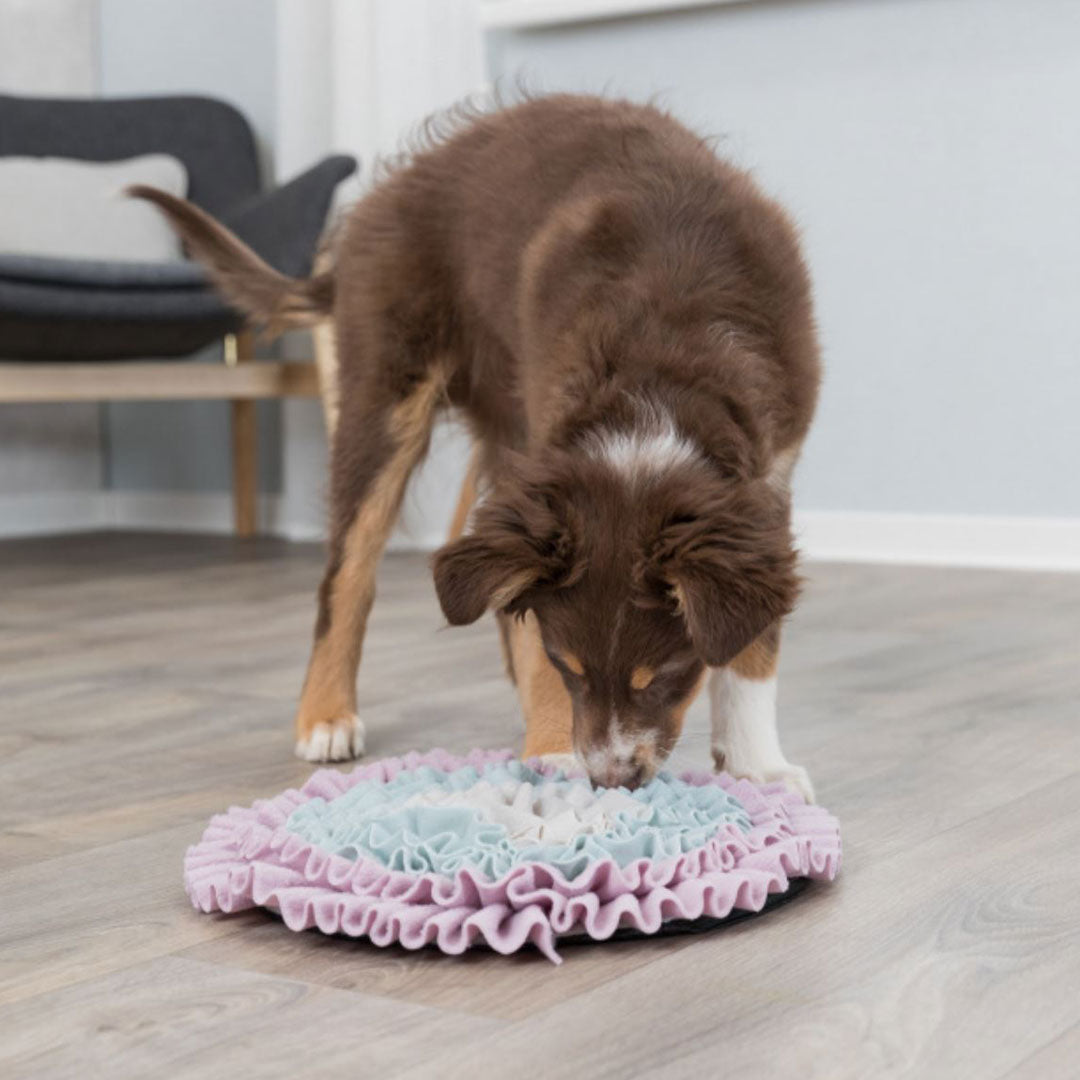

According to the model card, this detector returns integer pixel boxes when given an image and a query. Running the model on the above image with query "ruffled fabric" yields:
[184,748,841,964]
[284,759,753,880]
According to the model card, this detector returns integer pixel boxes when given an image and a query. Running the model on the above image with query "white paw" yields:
[533,752,582,776]
[714,749,815,803]
[295,716,366,763]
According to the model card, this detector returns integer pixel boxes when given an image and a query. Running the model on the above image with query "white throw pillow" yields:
[0,154,189,264]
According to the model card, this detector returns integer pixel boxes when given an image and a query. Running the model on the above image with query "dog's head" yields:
[432,447,798,788]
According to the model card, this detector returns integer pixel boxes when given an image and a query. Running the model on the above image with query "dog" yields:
[133,94,821,799]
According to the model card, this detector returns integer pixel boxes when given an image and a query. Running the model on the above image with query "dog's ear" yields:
[431,472,580,626]
[431,531,541,626]
[650,484,799,667]
[668,557,797,667]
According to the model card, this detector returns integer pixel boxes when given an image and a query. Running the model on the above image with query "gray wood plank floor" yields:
[1,532,1077,1079]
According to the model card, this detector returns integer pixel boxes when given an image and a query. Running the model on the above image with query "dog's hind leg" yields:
[446,442,480,544]
[708,623,814,801]
[295,363,447,762]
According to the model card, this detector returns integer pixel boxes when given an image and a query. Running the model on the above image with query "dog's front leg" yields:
[709,625,814,802]
[509,611,576,770]
[295,366,445,762]
[443,450,577,773]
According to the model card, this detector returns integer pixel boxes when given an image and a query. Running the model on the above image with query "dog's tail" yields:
[128,185,333,333]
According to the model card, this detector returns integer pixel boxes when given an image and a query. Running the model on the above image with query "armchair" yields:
[0,93,357,534]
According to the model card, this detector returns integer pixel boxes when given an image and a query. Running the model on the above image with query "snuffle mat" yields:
[184,748,840,963]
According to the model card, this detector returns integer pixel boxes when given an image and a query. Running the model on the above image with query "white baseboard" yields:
[0,490,440,552]
[477,0,740,30]
[0,491,286,540]
[0,492,109,537]
[106,490,282,535]
[2,493,1077,571]
[795,510,1080,572]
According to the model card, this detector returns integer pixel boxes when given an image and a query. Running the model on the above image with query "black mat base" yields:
[557,876,813,948]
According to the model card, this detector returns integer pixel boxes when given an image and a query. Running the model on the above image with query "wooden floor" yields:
[1,532,1078,1079]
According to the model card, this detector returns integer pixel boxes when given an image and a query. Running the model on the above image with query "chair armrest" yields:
[222,154,357,278]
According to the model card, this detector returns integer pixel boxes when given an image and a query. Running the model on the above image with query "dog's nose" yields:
[600,762,645,790]
[587,756,649,791]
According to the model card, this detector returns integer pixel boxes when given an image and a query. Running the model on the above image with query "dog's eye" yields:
[663,512,697,530]
[547,651,585,679]
[559,652,585,676]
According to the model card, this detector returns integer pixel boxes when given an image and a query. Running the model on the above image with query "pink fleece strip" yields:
[183,748,841,963]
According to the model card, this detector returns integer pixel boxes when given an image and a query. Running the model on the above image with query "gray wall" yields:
[98,0,281,495]
[489,0,1080,519]
[5,0,1077,535]
[0,0,103,506]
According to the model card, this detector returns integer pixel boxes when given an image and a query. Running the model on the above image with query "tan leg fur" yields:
[294,368,446,760]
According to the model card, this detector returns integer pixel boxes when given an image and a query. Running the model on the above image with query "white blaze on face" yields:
[581,400,699,482]
[576,399,698,786]
[583,714,658,787]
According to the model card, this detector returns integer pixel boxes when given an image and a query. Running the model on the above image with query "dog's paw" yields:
[765,763,815,803]
[533,752,582,776]
[295,715,366,763]
[713,748,815,803]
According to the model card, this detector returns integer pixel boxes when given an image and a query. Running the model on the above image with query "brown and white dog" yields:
[134,95,821,799]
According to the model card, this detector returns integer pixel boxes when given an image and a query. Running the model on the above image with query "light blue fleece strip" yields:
[285,759,750,880]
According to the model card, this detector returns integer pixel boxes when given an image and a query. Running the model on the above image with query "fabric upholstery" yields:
[0,154,189,263]
[223,155,357,278]
[184,747,842,963]
[0,254,208,290]
[0,94,259,216]
[0,94,357,361]
[0,314,241,361]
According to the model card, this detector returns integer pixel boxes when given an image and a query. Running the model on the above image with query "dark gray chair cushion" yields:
[0,94,357,361]
[0,257,238,359]
[0,275,228,321]
[0,314,241,361]
[0,254,209,289]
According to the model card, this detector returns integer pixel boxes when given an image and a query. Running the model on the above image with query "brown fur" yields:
[295,366,446,743]
[446,444,480,543]
[562,652,586,677]
[127,185,332,334]
[729,621,782,681]
[136,95,820,781]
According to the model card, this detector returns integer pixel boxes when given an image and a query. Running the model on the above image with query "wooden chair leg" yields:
[227,330,258,537]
